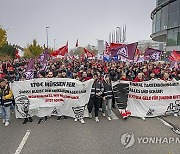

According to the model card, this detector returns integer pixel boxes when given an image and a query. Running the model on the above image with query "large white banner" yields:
[113,79,180,117]
[11,78,94,118]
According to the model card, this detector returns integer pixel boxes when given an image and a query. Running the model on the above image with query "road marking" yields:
[156,116,180,135]
[111,111,118,120]
[14,130,31,154]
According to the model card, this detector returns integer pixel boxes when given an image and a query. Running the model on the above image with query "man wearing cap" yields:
[0,78,13,126]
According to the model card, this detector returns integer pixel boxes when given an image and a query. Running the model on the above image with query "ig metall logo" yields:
[120,132,135,148]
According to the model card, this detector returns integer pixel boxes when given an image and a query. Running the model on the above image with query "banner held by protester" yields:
[11,78,94,118]
[112,79,180,117]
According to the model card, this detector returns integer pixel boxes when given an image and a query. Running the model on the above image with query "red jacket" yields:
[0,73,5,79]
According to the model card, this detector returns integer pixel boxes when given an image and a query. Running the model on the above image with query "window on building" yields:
[152,23,156,33]
[179,1,180,25]
[177,28,180,46]
[168,1,179,28]
[161,17,168,30]
[155,10,161,32]
[153,14,156,23]
[168,11,179,28]
[152,14,156,33]
[161,5,168,18]
[155,20,161,32]
[167,29,177,46]
[157,0,168,6]
[160,5,168,30]
[156,10,161,20]
[169,1,179,14]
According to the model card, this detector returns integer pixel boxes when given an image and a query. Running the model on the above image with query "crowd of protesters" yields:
[0,57,180,126]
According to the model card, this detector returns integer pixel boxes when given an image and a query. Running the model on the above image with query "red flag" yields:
[168,55,176,62]
[76,39,78,47]
[51,42,68,56]
[104,42,110,55]
[84,48,94,58]
[15,50,20,59]
[109,43,123,50]
[136,48,141,55]
[168,50,180,62]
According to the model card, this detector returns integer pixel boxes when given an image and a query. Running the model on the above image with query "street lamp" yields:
[46,27,50,48]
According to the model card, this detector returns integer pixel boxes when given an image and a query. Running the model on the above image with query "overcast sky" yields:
[0,0,156,49]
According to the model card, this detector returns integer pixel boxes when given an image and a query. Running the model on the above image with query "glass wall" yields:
[152,14,156,33]
[168,1,179,28]
[152,0,180,33]
[157,0,168,6]
[152,0,180,46]
[155,10,161,32]
[177,28,180,45]
[160,5,168,30]
[167,28,180,46]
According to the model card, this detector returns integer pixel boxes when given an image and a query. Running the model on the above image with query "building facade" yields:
[138,40,165,53]
[151,0,180,53]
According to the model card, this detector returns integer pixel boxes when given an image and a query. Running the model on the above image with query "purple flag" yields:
[24,58,35,80]
[144,48,163,61]
[38,49,49,71]
[110,42,138,60]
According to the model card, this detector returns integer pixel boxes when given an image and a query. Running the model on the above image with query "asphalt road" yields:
[0,109,180,154]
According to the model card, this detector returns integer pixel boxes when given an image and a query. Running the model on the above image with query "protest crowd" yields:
[0,48,180,126]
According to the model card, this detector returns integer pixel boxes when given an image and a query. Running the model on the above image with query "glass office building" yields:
[151,0,180,53]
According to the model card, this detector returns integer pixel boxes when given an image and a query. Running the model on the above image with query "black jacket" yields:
[90,80,104,98]
[103,81,113,99]
[0,85,13,107]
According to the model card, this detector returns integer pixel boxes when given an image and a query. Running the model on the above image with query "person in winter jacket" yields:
[88,73,104,122]
[0,78,13,126]
[102,74,113,121]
